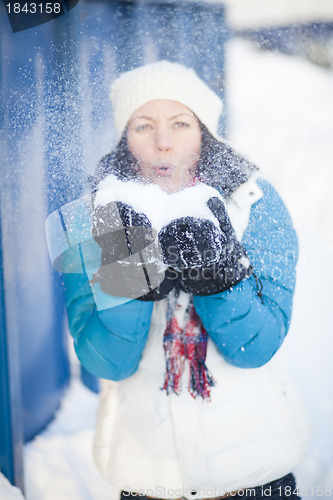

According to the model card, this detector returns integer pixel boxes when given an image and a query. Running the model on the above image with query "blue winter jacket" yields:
[63,179,298,380]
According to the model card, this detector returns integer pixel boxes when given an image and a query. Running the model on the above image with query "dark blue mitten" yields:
[91,201,176,300]
[159,197,250,296]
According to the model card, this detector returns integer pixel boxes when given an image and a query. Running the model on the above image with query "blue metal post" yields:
[0,1,72,447]
[0,216,24,490]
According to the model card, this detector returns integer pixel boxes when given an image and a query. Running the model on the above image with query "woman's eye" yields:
[173,121,190,128]
[135,124,152,132]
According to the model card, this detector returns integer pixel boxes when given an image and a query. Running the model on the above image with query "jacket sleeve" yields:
[193,179,298,368]
[63,270,153,380]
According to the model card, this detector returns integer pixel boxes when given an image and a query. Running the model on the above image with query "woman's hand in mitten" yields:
[160,197,251,296]
[91,200,176,300]
[158,216,223,270]
[91,201,153,264]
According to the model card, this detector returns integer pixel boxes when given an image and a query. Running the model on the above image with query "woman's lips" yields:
[153,164,174,177]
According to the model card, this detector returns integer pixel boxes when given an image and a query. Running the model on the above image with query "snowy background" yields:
[227,39,333,497]
[2,37,332,500]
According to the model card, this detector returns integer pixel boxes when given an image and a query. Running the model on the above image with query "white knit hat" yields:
[110,60,223,141]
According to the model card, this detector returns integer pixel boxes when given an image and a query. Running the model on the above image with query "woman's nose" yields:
[155,125,172,151]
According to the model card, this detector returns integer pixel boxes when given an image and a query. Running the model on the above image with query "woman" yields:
[63,61,310,499]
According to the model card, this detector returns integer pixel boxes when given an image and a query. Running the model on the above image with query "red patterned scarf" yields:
[162,291,215,400]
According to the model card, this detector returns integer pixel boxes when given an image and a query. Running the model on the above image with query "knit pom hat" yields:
[110,60,223,141]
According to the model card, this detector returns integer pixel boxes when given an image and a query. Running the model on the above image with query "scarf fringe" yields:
[162,293,215,401]
[189,359,215,401]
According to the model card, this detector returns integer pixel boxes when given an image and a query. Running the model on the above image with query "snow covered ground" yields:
[13,39,333,499]
[0,474,25,500]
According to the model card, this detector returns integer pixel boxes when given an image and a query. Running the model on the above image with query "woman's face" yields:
[127,99,201,193]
